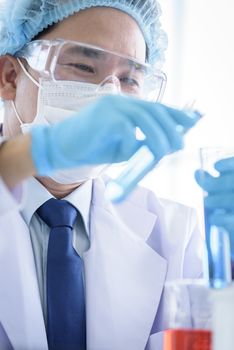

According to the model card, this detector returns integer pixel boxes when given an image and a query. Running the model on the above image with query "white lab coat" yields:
[0,176,203,350]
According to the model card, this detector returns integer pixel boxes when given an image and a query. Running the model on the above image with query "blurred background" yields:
[0,0,234,228]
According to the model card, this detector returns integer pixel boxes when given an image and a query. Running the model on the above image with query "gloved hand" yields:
[31,94,200,175]
[195,157,234,257]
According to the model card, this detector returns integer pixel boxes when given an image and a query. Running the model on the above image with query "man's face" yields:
[1,7,146,137]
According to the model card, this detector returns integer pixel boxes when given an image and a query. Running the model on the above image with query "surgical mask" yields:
[12,59,119,184]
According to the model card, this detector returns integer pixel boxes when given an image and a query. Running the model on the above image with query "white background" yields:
[1,0,234,224]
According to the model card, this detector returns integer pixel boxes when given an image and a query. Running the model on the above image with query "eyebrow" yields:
[62,45,147,72]
[62,46,103,59]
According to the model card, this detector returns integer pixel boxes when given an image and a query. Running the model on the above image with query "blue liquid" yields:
[204,207,232,289]
[105,145,156,203]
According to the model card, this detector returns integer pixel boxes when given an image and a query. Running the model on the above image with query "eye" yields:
[120,76,140,87]
[61,63,95,73]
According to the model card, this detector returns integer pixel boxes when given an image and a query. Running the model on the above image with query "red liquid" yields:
[164,329,212,350]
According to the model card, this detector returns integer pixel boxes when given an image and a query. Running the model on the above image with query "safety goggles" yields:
[16,39,167,102]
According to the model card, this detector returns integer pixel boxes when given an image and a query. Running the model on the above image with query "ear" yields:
[0,55,21,101]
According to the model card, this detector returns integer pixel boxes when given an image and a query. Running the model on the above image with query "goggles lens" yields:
[16,40,167,101]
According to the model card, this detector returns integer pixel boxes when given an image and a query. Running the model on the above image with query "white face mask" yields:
[12,59,119,184]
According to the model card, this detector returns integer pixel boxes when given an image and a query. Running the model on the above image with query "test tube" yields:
[200,147,233,289]
[105,109,202,203]
[205,221,232,289]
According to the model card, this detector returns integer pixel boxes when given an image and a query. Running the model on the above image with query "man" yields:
[0,1,205,349]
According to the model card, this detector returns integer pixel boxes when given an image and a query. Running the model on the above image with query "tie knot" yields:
[36,198,78,229]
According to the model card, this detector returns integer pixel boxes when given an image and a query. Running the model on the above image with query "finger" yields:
[111,97,184,154]
[195,169,214,191]
[209,212,234,234]
[126,102,184,152]
[127,107,172,161]
[110,95,201,131]
[215,157,234,172]
[195,169,234,192]
[76,112,139,164]
[110,98,172,160]
[205,193,234,210]
[130,100,201,132]
[159,104,201,131]
[141,103,184,150]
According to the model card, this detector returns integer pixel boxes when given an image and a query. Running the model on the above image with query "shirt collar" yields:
[21,177,92,235]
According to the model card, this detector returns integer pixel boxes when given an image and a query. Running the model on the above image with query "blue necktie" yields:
[37,198,86,350]
[0,322,14,350]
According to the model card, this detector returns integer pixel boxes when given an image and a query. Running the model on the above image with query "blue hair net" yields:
[0,0,167,66]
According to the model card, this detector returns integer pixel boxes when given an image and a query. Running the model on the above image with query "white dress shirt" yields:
[20,177,92,322]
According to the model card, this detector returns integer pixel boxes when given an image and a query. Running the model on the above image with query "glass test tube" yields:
[204,217,232,289]
[105,110,202,203]
[200,147,233,289]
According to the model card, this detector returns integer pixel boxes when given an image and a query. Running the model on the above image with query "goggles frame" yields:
[15,39,167,101]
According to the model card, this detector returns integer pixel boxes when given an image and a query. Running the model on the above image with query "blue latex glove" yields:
[31,94,200,175]
[195,157,234,258]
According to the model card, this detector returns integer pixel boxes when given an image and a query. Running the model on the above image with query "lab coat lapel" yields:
[0,212,47,349]
[84,178,167,350]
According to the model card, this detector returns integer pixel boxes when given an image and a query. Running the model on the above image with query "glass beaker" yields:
[163,279,212,350]
[200,147,233,289]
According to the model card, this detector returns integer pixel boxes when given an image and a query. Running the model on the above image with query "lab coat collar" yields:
[92,176,158,242]
[0,205,48,349]
[85,177,167,349]
[21,177,92,234]
[63,179,92,234]
[21,177,52,225]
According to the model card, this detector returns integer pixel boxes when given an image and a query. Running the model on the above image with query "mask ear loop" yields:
[11,58,42,125]
[11,100,23,125]
[16,58,41,88]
